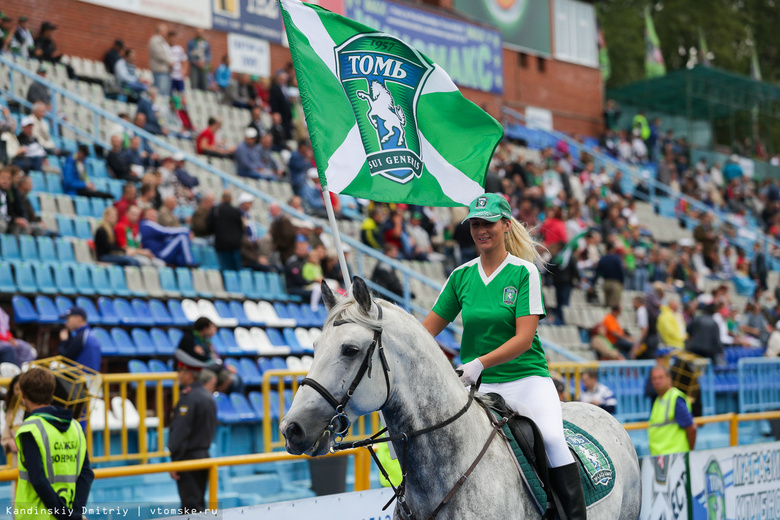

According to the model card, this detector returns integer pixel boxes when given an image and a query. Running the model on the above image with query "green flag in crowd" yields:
[750,41,762,81]
[598,23,611,82]
[644,5,666,78]
[553,230,589,270]
[279,0,503,207]
[698,28,711,67]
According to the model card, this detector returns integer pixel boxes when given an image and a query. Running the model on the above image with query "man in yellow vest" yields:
[14,368,93,520]
[648,365,697,456]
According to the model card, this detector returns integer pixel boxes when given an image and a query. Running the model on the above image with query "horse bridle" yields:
[299,305,391,444]
[298,303,507,520]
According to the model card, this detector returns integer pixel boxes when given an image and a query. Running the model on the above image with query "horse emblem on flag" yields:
[336,33,434,184]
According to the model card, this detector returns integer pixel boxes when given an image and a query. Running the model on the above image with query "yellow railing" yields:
[548,362,600,401]
[261,369,382,452]
[0,449,373,510]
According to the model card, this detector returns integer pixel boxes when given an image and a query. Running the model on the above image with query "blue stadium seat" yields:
[299,305,322,327]
[113,298,140,325]
[28,193,40,213]
[55,238,75,263]
[286,304,307,327]
[97,297,120,326]
[18,235,38,261]
[166,300,190,326]
[128,359,150,376]
[130,299,155,327]
[61,138,78,155]
[107,179,123,200]
[91,327,118,356]
[266,329,288,350]
[54,264,77,295]
[228,301,252,327]
[238,358,263,386]
[131,328,156,356]
[150,328,175,356]
[214,393,240,424]
[175,268,197,298]
[223,271,242,296]
[282,389,294,414]
[147,359,174,387]
[75,296,102,325]
[37,236,57,263]
[89,265,113,297]
[257,357,274,377]
[238,270,259,300]
[0,234,20,260]
[35,295,61,324]
[45,173,63,194]
[74,196,91,217]
[12,295,38,324]
[214,300,237,323]
[253,272,270,299]
[168,328,184,350]
[29,171,45,192]
[0,261,15,293]
[33,262,57,294]
[92,178,108,193]
[86,158,108,179]
[56,215,75,237]
[110,328,137,356]
[74,218,92,240]
[14,262,37,293]
[217,329,243,356]
[201,246,219,270]
[229,393,258,422]
[267,273,288,301]
[273,303,293,324]
[90,197,107,219]
[72,264,95,295]
[55,296,75,318]
[108,265,131,297]
[282,328,304,355]
[148,299,174,326]
[159,267,179,296]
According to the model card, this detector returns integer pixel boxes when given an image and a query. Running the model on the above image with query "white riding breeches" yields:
[480,376,574,468]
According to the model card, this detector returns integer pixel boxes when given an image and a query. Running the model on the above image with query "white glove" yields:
[457,358,484,387]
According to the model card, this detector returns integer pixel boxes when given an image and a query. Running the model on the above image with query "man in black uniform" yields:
[168,349,218,513]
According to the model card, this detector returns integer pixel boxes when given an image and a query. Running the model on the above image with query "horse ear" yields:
[321,280,340,311]
[352,276,373,315]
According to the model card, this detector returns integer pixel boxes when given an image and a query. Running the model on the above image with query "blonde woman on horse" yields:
[422,192,586,520]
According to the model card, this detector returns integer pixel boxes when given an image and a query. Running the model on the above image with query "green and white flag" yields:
[279,0,503,207]
[644,5,666,79]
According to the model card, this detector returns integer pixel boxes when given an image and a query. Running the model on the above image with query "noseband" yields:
[299,305,391,443]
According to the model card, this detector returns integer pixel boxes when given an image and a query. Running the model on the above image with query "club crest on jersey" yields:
[503,286,518,305]
[336,33,434,184]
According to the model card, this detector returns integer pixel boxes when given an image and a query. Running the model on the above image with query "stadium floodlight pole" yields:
[322,185,352,293]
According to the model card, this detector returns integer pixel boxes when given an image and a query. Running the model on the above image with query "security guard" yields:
[15,368,94,520]
[169,349,217,512]
[648,364,697,456]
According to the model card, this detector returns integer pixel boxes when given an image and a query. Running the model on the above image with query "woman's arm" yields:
[478,315,540,369]
[422,311,450,339]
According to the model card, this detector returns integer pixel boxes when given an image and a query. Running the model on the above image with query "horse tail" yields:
[395,105,406,127]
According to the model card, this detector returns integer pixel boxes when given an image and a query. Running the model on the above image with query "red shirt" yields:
[114,198,137,222]
[539,217,567,247]
[196,127,216,154]
[114,218,141,249]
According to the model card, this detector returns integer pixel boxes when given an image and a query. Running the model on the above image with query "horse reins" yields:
[299,305,508,520]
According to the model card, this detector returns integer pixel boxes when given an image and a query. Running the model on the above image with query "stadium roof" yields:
[606,66,780,121]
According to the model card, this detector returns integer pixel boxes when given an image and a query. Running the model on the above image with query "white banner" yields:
[639,453,690,520]
[525,106,553,131]
[227,33,271,77]
[76,0,212,28]
[688,441,780,520]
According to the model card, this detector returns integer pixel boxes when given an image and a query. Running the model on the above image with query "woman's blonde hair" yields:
[504,217,545,265]
[100,207,116,244]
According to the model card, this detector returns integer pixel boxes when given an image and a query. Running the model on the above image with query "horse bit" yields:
[298,305,508,520]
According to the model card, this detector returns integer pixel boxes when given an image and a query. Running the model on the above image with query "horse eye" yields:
[342,345,360,358]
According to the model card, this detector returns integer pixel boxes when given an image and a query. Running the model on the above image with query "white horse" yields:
[282,278,641,520]
[356,81,407,146]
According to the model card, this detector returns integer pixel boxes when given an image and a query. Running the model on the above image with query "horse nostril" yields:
[284,421,304,444]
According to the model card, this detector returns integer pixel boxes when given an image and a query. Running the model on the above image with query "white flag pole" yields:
[322,186,352,292]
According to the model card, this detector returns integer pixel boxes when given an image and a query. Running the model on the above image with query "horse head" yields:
[370,80,386,101]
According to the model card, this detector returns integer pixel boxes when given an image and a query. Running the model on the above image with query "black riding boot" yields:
[549,462,587,520]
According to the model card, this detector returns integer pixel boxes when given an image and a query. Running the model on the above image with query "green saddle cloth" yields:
[493,413,616,512]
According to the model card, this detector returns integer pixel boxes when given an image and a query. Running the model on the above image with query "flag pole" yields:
[322,186,352,292]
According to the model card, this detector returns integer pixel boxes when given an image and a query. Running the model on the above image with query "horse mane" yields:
[324,295,387,332]
[371,80,391,102]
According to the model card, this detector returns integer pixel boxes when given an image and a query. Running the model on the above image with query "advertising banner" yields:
[688,441,780,520]
[227,33,271,77]
[640,454,690,520]
[212,0,284,44]
[316,0,503,94]
[452,0,551,56]
[76,0,212,28]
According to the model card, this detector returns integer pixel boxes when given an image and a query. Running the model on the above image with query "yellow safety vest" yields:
[648,387,691,456]
[14,413,86,520]
[632,114,650,140]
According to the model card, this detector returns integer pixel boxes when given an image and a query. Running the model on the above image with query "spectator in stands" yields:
[168,30,188,94]
[57,306,101,371]
[248,105,265,137]
[60,145,110,200]
[25,66,51,109]
[285,238,315,303]
[13,116,49,173]
[750,241,768,291]
[633,295,658,360]
[0,166,16,234]
[270,71,293,140]
[0,13,12,50]
[115,205,164,267]
[0,311,35,369]
[190,193,215,240]
[739,301,771,347]
[361,206,387,251]
[593,241,624,308]
[288,140,314,195]
[196,117,234,158]
[29,102,59,156]
[187,29,212,91]
[139,207,195,267]
[685,300,724,364]
[8,16,35,58]
[114,48,147,95]
[148,24,173,96]
[269,112,287,151]
[723,154,743,183]
[136,87,166,136]
[223,73,255,110]
[158,196,181,228]
[214,55,231,92]
[538,205,567,247]
[300,170,330,218]
[94,206,142,267]
[114,182,137,221]
[235,127,267,180]
[601,306,634,358]
[125,135,155,171]
[173,153,199,189]
[107,134,137,181]
[103,39,124,75]
[137,182,159,211]
[370,244,408,303]
[269,202,297,262]
[766,321,780,358]
[578,369,616,414]
[169,94,195,137]
[657,296,687,349]
[177,317,237,394]
[548,241,579,324]
[11,174,49,236]
[693,212,718,270]
[32,21,64,65]
[589,323,624,360]
[648,365,696,456]
[207,191,244,271]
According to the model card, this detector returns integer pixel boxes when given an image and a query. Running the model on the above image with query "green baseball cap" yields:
[462,193,511,223]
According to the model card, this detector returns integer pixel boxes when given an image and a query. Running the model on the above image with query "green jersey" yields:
[433,253,549,383]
